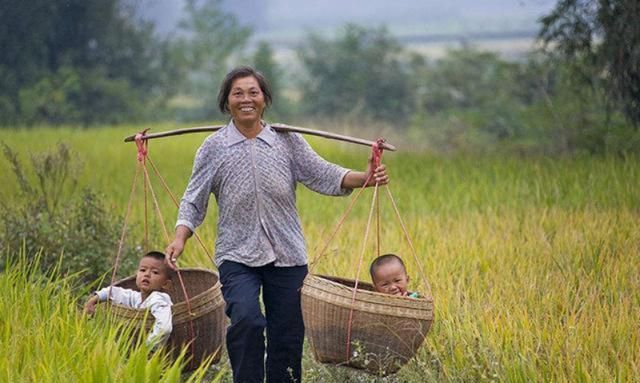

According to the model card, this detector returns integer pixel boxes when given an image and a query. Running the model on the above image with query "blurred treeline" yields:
[1,0,638,154]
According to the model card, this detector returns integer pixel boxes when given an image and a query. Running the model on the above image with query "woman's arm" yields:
[341,158,389,189]
[166,138,217,269]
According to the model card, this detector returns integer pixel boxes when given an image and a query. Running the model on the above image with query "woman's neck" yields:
[234,119,263,139]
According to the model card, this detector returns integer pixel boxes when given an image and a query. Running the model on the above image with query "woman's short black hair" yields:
[217,65,273,114]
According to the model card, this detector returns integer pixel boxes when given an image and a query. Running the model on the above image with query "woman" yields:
[165,66,388,383]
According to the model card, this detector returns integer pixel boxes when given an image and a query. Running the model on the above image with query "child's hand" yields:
[84,295,99,315]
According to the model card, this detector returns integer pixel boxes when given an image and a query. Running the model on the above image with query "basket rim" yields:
[107,267,223,318]
[311,273,433,302]
[303,274,434,320]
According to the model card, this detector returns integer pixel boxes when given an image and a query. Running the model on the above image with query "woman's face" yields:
[228,75,265,126]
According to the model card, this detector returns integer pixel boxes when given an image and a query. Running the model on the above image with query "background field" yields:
[1,125,639,382]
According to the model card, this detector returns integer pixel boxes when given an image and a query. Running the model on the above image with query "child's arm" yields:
[84,294,100,315]
[146,294,173,348]
[84,286,139,315]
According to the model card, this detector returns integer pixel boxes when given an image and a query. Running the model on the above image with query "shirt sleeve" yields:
[177,138,217,232]
[95,286,139,307]
[146,293,173,348]
[289,133,352,196]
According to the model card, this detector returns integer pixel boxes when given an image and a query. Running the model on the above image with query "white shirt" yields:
[96,286,173,347]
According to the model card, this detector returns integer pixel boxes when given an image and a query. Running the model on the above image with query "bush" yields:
[0,142,137,282]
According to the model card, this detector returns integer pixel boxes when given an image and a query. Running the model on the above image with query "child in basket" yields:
[369,253,419,298]
[84,251,174,348]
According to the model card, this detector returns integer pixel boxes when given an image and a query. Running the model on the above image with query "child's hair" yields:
[369,253,407,280]
[143,251,175,280]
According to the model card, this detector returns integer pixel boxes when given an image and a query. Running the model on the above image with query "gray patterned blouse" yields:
[176,121,352,267]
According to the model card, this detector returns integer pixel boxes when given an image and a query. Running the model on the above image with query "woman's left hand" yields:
[341,156,390,189]
[365,164,389,187]
[364,155,389,187]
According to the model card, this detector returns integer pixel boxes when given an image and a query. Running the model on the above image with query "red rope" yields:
[309,139,385,272]
[136,131,150,254]
[385,185,433,297]
[373,139,384,258]
[342,139,386,360]
[143,162,197,366]
[345,181,379,361]
[109,163,141,300]
[116,130,198,365]
[146,156,215,266]
[143,166,195,339]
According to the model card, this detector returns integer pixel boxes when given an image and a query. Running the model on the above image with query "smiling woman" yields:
[164,65,389,383]
[217,67,273,136]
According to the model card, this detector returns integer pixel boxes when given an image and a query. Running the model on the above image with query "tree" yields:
[252,41,292,120]
[297,24,411,122]
[0,0,180,126]
[539,0,640,127]
[175,0,251,120]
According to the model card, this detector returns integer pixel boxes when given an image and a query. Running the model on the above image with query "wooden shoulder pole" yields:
[124,123,397,151]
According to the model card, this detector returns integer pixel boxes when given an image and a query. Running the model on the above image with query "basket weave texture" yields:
[301,274,434,375]
[105,267,226,367]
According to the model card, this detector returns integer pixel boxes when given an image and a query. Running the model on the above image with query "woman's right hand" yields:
[165,238,185,270]
[165,225,193,270]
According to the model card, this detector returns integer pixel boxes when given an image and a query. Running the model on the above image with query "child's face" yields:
[372,260,409,296]
[135,256,171,295]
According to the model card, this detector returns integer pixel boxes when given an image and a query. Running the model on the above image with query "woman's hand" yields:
[363,154,389,187]
[341,155,390,189]
[165,238,185,270]
[165,225,192,270]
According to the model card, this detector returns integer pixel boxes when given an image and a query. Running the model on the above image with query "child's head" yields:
[136,251,173,296]
[369,254,410,296]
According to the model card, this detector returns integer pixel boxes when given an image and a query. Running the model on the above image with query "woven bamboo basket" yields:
[104,267,226,369]
[301,274,434,375]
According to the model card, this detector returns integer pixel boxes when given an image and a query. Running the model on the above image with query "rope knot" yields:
[371,138,385,168]
[134,129,150,162]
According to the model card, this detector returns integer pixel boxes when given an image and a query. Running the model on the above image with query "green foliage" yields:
[174,0,252,120]
[252,41,294,121]
[407,47,640,154]
[1,126,640,381]
[0,251,217,382]
[0,142,137,282]
[297,24,411,122]
[539,0,640,127]
[0,0,179,126]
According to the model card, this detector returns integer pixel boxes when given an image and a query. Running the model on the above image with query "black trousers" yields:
[219,260,308,383]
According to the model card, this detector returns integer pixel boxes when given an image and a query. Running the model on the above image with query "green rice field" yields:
[1,125,639,382]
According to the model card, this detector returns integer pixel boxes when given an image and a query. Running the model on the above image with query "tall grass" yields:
[1,125,639,381]
[0,251,218,382]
